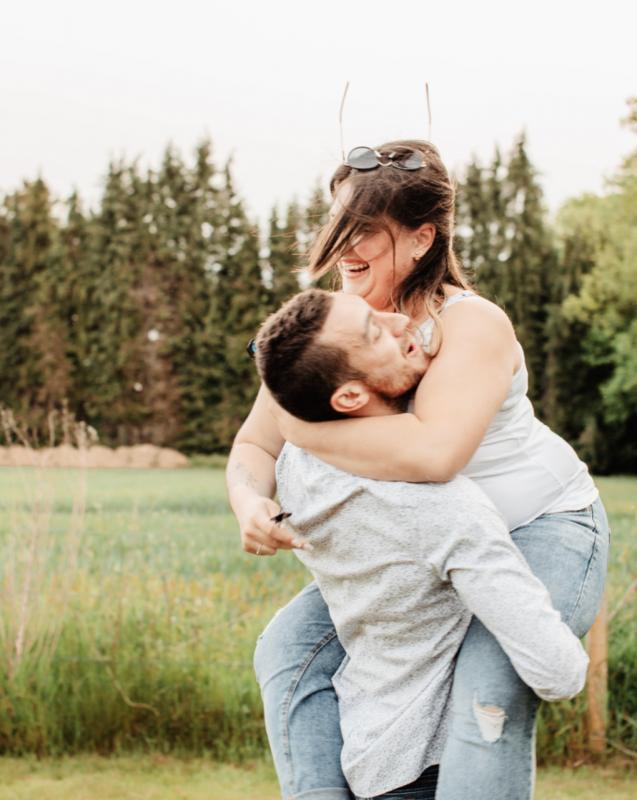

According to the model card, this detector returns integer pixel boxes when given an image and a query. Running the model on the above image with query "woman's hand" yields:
[236,493,312,556]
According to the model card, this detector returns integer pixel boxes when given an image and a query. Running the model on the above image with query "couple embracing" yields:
[226,140,609,800]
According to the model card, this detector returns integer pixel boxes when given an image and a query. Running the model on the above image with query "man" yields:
[229,288,588,800]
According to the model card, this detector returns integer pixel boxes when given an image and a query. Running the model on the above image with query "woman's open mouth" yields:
[340,262,370,278]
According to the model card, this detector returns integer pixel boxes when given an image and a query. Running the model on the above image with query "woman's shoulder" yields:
[441,287,514,332]
[431,287,519,369]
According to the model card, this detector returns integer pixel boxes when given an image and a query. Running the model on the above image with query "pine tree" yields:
[0,178,62,435]
[457,137,558,414]
[268,201,302,308]
[304,181,333,289]
[211,161,266,450]
[81,160,150,444]
[456,156,489,286]
[501,134,557,409]
[169,140,227,453]
[27,199,75,424]
[456,149,508,302]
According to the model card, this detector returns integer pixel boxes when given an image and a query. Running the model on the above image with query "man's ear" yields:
[330,380,370,415]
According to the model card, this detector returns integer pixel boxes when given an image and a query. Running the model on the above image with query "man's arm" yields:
[226,385,309,555]
[430,498,588,701]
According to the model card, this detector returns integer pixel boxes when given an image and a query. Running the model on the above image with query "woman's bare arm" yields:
[273,299,519,482]
[227,385,309,554]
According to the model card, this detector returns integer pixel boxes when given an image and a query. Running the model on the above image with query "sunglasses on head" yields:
[345,146,426,172]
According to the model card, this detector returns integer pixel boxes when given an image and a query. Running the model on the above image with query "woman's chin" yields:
[341,273,373,298]
[342,281,389,310]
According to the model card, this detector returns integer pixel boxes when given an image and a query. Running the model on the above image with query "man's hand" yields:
[237,494,312,556]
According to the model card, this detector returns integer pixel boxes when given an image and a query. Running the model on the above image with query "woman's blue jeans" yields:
[253,499,610,800]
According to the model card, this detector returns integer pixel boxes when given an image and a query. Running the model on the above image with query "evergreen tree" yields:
[268,201,302,307]
[500,133,557,409]
[81,161,150,444]
[169,140,227,453]
[456,148,509,302]
[455,156,490,287]
[27,198,76,424]
[211,161,266,450]
[457,137,558,413]
[0,179,62,434]
[304,180,333,289]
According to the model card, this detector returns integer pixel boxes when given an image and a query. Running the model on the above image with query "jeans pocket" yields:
[565,523,609,637]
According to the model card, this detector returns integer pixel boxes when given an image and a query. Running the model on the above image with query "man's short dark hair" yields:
[255,289,364,422]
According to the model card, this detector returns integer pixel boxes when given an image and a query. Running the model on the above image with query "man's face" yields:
[318,294,429,400]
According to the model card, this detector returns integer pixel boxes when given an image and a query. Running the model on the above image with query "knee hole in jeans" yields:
[472,695,507,743]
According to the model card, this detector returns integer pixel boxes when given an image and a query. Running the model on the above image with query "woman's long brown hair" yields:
[308,140,472,353]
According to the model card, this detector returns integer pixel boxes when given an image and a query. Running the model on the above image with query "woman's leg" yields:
[436,498,610,800]
[254,581,351,800]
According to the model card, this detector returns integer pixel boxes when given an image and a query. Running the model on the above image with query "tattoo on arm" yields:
[231,461,259,491]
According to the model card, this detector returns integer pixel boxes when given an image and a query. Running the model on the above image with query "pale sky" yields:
[2,0,636,227]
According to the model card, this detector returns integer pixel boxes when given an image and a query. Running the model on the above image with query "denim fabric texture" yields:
[254,498,609,800]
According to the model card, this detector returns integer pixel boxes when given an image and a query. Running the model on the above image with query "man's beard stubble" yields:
[377,384,418,414]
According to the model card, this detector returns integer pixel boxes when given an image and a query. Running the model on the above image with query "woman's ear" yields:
[330,380,371,415]
[412,223,436,260]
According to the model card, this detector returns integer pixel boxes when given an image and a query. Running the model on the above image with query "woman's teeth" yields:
[343,263,369,274]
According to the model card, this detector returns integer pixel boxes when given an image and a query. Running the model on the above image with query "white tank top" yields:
[418,292,598,531]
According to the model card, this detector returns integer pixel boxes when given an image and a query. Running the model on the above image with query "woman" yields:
[226,140,609,800]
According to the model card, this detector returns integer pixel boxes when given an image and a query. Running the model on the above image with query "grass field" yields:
[0,466,635,763]
[0,756,635,800]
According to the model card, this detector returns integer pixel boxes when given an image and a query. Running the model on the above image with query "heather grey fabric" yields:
[276,444,588,798]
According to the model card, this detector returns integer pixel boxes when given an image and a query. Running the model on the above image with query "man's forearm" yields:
[450,535,588,701]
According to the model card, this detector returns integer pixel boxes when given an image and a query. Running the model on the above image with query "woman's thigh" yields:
[510,497,609,636]
[437,498,610,800]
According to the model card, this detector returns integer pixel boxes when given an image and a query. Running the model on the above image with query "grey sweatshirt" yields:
[276,444,589,798]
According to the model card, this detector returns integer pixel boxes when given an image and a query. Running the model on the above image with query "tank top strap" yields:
[418,291,478,352]
[442,289,478,310]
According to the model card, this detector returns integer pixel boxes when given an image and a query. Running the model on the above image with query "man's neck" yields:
[351,390,413,418]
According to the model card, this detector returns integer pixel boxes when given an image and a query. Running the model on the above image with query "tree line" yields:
[0,102,635,471]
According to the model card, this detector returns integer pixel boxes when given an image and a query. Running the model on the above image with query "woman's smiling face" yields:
[331,181,418,312]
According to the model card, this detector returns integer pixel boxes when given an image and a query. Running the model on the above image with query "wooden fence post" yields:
[586,593,608,755]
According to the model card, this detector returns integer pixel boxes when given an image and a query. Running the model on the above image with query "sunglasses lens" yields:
[346,147,379,170]
[393,152,425,170]
[246,338,257,358]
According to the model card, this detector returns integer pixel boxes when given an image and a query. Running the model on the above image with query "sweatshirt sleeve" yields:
[432,504,589,702]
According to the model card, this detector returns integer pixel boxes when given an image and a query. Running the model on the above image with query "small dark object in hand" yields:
[270,511,292,524]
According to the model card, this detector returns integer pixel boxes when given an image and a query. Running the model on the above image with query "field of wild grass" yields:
[0,466,635,763]
[0,757,636,800]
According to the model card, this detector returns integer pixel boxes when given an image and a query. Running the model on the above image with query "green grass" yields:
[0,757,634,800]
[0,467,635,761]
[0,467,307,757]
[0,756,280,800]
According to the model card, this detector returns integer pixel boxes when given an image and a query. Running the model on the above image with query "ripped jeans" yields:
[253,499,609,800]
